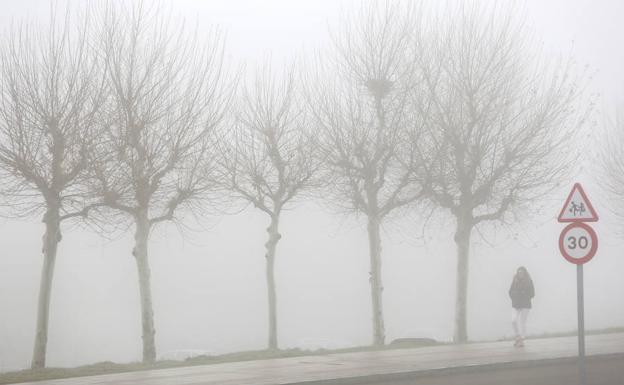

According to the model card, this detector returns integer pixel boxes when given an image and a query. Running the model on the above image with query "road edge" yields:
[291,353,624,385]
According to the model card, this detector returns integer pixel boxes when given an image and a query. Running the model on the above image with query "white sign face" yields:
[558,183,598,223]
[558,222,598,265]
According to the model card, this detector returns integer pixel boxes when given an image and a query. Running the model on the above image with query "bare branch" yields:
[418,1,589,226]
[220,61,320,217]
[89,1,233,227]
[305,0,430,219]
[0,4,105,220]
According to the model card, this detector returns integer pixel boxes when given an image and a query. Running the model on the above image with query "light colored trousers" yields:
[512,308,530,339]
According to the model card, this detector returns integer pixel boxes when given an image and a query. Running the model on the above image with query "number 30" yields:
[567,236,589,250]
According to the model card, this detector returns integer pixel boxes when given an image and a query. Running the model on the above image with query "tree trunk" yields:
[133,214,156,363]
[453,214,473,343]
[367,214,385,346]
[265,214,281,351]
[31,207,62,369]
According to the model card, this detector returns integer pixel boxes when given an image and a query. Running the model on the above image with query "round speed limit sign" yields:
[558,222,598,265]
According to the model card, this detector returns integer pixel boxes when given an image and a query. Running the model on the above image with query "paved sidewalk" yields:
[16,333,624,385]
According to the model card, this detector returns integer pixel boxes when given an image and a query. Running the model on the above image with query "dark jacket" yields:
[509,276,535,309]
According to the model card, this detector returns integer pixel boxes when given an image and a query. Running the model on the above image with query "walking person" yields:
[509,266,535,347]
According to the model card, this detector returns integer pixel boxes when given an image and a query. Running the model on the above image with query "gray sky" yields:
[1,0,623,372]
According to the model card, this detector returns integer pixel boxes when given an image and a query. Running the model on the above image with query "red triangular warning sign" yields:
[558,183,598,223]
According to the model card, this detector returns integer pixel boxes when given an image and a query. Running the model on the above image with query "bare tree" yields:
[305,1,430,346]
[89,1,232,363]
[600,109,624,229]
[415,2,587,343]
[220,63,319,351]
[0,9,104,368]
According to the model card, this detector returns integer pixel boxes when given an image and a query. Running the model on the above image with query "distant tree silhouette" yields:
[0,8,105,368]
[415,2,588,343]
[306,0,432,346]
[221,63,320,350]
[88,1,233,363]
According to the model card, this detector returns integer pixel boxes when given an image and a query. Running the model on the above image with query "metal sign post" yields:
[577,264,587,385]
[557,183,598,385]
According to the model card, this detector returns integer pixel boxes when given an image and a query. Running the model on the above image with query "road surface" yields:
[305,354,624,385]
[11,333,624,385]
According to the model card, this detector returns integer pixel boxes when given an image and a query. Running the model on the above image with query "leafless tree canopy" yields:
[414,2,587,343]
[307,1,430,220]
[91,1,231,226]
[0,0,596,369]
[219,62,319,350]
[419,3,586,225]
[600,110,624,230]
[222,64,318,217]
[88,1,234,363]
[305,0,433,346]
[0,7,105,369]
[0,10,104,219]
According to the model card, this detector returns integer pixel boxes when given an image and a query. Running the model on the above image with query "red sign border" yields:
[557,183,599,223]
[558,222,598,265]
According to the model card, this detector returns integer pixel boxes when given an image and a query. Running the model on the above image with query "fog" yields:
[1,0,624,372]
